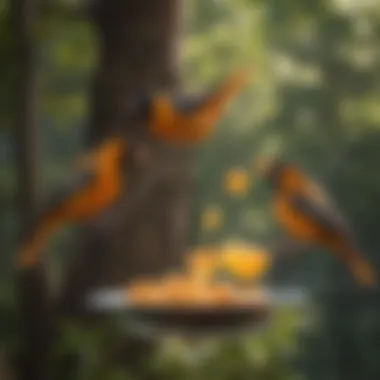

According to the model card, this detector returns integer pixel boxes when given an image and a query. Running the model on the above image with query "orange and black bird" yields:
[147,69,249,144]
[16,69,248,270]
[257,157,376,286]
[16,136,128,270]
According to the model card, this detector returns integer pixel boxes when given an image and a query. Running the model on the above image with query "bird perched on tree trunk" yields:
[16,69,249,270]
[147,69,249,144]
[256,157,376,286]
[16,136,130,270]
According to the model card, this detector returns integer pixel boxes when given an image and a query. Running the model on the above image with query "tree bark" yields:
[11,1,53,380]
[12,0,39,216]
[60,0,190,376]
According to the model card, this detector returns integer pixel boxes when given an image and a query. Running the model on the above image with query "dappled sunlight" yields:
[223,167,251,196]
[200,205,223,232]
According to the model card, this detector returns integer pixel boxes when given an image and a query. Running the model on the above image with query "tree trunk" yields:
[12,0,39,218]
[60,0,190,375]
[11,1,53,380]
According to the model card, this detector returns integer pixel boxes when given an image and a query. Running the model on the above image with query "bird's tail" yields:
[16,215,60,270]
[334,242,376,287]
[195,69,249,131]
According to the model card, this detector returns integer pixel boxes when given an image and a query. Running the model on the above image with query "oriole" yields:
[257,157,376,286]
[16,137,127,270]
[148,69,249,144]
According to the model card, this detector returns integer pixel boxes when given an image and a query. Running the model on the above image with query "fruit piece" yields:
[185,246,221,280]
[220,242,271,280]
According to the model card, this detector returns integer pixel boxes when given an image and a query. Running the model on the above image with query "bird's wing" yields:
[290,182,353,239]
[40,169,97,218]
[172,93,209,115]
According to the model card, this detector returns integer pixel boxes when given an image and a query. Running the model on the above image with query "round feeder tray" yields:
[86,287,306,338]
[126,304,270,338]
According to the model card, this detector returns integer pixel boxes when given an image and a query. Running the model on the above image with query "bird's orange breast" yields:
[62,169,122,221]
[273,194,321,242]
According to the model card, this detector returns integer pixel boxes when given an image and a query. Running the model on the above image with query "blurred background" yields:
[1,0,380,379]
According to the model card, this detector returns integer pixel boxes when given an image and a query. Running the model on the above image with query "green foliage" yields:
[40,18,96,127]
[50,320,133,380]
[2,0,380,378]
[148,307,301,380]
